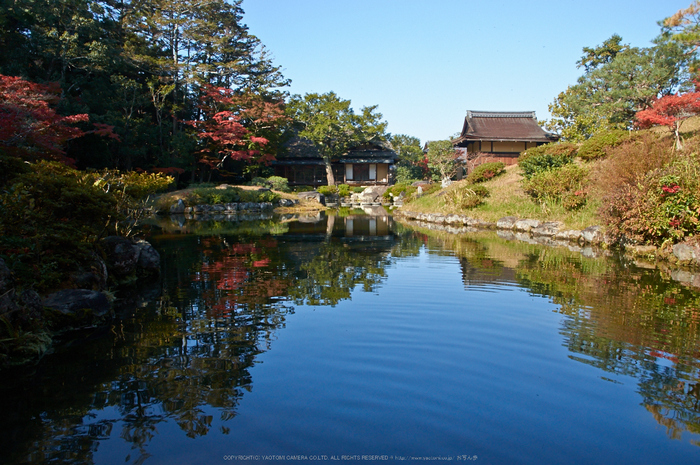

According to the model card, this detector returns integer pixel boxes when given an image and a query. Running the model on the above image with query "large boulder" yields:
[99,236,160,283]
[496,216,519,230]
[581,226,604,244]
[169,199,186,214]
[555,229,583,242]
[513,219,541,232]
[43,289,112,330]
[70,252,108,290]
[532,222,564,237]
[134,239,161,278]
[673,241,700,266]
[100,236,140,278]
[350,187,386,205]
[298,191,325,205]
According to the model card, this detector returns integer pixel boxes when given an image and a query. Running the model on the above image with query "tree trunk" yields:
[674,122,683,151]
[325,213,335,238]
[324,159,336,185]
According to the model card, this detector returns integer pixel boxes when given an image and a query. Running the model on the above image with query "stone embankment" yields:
[395,211,605,245]
[168,198,298,221]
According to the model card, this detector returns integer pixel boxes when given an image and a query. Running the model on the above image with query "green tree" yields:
[0,0,289,174]
[576,33,629,73]
[119,0,289,171]
[391,134,426,182]
[286,92,388,185]
[546,35,692,141]
[661,1,700,68]
[425,140,458,184]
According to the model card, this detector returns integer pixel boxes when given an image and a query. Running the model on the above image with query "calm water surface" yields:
[2,213,700,464]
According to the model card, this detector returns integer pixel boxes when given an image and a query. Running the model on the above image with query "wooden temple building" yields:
[273,137,397,187]
[452,111,559,167]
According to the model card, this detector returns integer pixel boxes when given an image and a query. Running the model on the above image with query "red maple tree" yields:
[0,75,88,163]
[636,87,700,150]
[187,86,287,173]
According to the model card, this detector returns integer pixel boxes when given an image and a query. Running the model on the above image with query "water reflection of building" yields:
[343,215,392,240]
[459,257,517,289]
[284,213,396,243]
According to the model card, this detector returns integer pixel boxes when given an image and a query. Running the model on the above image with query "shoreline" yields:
[392,208,700,273]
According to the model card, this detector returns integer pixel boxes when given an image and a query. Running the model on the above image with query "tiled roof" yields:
[340,149,397,164]
[455,111,558,144]
[277,136,397,162]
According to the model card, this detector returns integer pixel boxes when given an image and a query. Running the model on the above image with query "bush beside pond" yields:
[0,156,171,369]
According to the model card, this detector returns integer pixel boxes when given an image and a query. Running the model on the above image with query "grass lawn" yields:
[402,164,604,231]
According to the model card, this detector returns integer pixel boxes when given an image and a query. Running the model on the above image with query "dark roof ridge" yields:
[467,110,537,119]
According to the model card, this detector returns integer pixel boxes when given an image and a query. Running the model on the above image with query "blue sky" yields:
[242,0,693,143]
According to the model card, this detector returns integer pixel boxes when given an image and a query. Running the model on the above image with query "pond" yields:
[1,212,700,464]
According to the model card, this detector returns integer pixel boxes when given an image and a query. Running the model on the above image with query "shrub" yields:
[578,129,629,160]
[593,131,675,194]
[445,184,491,210]
[562,190,589,211]
[186,186,240,205]
[266,176,290,192]
[337,184,351,197]
[90,169,173,203]
[522,164,590,208]
[519,153,573,179]
[249,177,271,188]
[383,182,439,203]
[546,142,579,158]
[383,183,416,200]
[239,189,279,203]
[0,151,30,188]
[465,162,505,184]
[518,143,549,164]
[183,186,280,205]
[599,153,700,244]
[293,185,313,193]
[0,161,119,291]
[518,142,578,180]
[422,183,442,196]
[317,185,338,196]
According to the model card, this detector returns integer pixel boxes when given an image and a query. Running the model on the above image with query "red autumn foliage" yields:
[187,85,287,169]
[89,123,121,141]
[0,74,120,164]
[0,74,87,162]
[636,89,700,149]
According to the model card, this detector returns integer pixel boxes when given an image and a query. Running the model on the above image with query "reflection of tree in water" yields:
[2,232,300,464]
[639,364,700,444]
[287,239,394,306]
[520,254,700,443]
[3,222,405,464]
[404,225,700,446]
[13,218,700,462]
